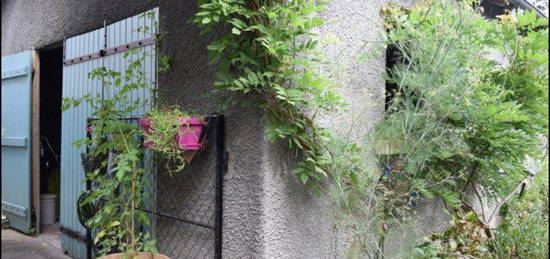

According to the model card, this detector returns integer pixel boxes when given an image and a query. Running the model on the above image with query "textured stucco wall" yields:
[1,0,157,56]
[256,0,389,258]
[314,0,387,140]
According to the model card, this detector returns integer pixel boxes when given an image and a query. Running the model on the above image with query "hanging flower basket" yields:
[139,117,207,151]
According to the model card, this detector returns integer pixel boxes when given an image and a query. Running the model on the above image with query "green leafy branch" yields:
[194,0,342,188]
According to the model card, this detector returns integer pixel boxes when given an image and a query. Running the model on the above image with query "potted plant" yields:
[73,113,171,259]
[139,106,206,151]
[138,106,206,175]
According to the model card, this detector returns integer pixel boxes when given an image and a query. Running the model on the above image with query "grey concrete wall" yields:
[314,0,387,141]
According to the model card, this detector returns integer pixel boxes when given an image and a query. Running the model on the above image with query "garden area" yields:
[58,0,547,258]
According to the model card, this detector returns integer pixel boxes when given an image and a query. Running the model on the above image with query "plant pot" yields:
[97,252,170,259]
[176,117,206,150]
[139,117,206,150]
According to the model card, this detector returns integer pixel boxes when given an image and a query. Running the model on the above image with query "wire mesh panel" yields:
[155,161,217,258]
[157,218,216,258]
[153,114,224,259]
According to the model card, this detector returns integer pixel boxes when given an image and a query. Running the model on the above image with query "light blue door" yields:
[1,51,33,234]
[61,8,158,258]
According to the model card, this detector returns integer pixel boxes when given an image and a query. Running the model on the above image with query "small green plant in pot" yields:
[139,105,206,176]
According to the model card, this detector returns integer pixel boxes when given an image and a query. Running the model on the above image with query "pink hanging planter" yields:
[138,117,207,150]
[176,117,206,150]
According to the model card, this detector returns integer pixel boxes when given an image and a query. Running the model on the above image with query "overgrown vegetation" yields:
[413,211,493,258]
[377,0,547,206]
[330,1,548,258]
[413,161,548,258]
[62,0,547,257]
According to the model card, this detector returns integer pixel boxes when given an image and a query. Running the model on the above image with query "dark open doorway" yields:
[38,46,63,230]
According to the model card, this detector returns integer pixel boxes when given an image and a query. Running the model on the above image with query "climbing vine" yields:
[194,0,342,189]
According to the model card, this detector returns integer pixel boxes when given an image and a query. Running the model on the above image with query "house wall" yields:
[1,0,449,258]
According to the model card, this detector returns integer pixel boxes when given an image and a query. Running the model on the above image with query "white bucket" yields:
[40,194,57,225]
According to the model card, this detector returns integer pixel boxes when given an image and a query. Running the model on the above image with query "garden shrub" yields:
[376,0,548,206]
[331,0,548,257]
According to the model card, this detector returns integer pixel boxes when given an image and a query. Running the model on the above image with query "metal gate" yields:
[61,8,158,258]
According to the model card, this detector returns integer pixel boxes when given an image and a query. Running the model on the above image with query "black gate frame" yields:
[83,114,224,259]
